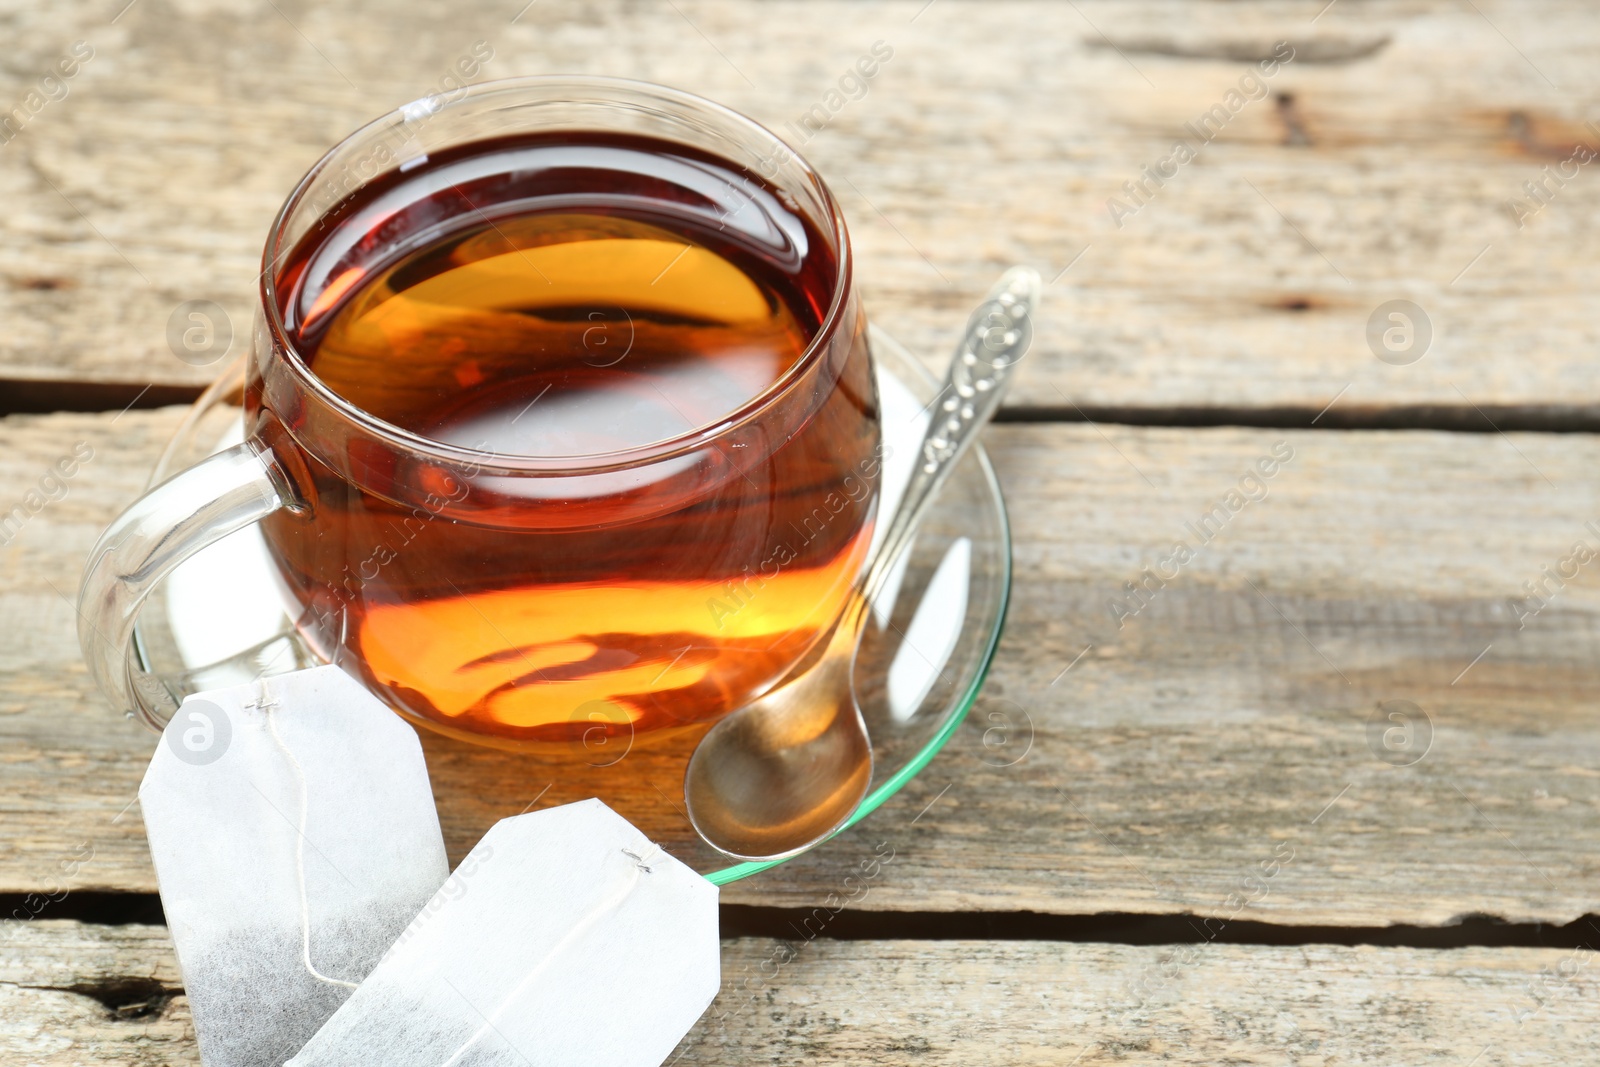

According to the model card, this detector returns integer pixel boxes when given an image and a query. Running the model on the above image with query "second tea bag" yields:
[290,799,720,1067]
[140,665,449,1066]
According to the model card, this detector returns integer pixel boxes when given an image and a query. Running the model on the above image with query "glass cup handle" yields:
[76,440,297,730]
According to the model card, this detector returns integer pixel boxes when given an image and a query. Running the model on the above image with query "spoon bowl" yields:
[684,647,870,860]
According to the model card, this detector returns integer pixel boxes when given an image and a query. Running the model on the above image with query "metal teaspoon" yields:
[684,266,1041,861]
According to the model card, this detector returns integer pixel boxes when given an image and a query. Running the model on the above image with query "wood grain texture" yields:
[2,921,1597,1066]
[1,0,1598,416]
[4,408,1599,926]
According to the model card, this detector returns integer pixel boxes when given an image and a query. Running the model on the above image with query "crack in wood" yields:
[5,977,181,1020]
[1274,91,1313,147]
[1085,36,1391,64]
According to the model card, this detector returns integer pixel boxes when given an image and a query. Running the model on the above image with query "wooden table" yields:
[3,0,1598,1062]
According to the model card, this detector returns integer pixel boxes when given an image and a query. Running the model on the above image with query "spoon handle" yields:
[862,266,1042,605]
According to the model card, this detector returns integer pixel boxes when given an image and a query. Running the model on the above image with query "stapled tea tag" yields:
[288,798,720,1067]
[140,665,449,1067]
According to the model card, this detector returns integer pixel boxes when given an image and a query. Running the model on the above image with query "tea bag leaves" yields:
[140,665,449,1067]
[289,799,720,1067]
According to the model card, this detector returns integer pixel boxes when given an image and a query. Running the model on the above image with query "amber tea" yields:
[253,131,881,746]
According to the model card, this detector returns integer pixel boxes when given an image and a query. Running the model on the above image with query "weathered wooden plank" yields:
[2,921,1596,1066]
[2,1,1598,416]
[3,408,1599,925]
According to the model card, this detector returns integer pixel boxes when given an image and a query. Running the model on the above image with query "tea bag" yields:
[140,665,449,1067]
[288,799,720,1067]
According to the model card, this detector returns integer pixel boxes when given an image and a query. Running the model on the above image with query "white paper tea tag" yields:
[140,665,449,1067]
[288,798,720,1067]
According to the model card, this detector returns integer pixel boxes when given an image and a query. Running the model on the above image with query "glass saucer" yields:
[134,325,1012,882]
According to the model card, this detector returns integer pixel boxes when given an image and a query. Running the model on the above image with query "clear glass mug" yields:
[78,76,882,751]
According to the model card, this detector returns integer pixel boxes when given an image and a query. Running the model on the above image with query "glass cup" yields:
[78,76,882,751]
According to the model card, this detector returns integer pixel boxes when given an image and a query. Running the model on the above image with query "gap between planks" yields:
[5,894,1598,951]
[9,382,1600,435]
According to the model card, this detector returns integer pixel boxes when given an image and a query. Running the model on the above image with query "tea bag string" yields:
[258,680,361,991]
[435,843,663,1067]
